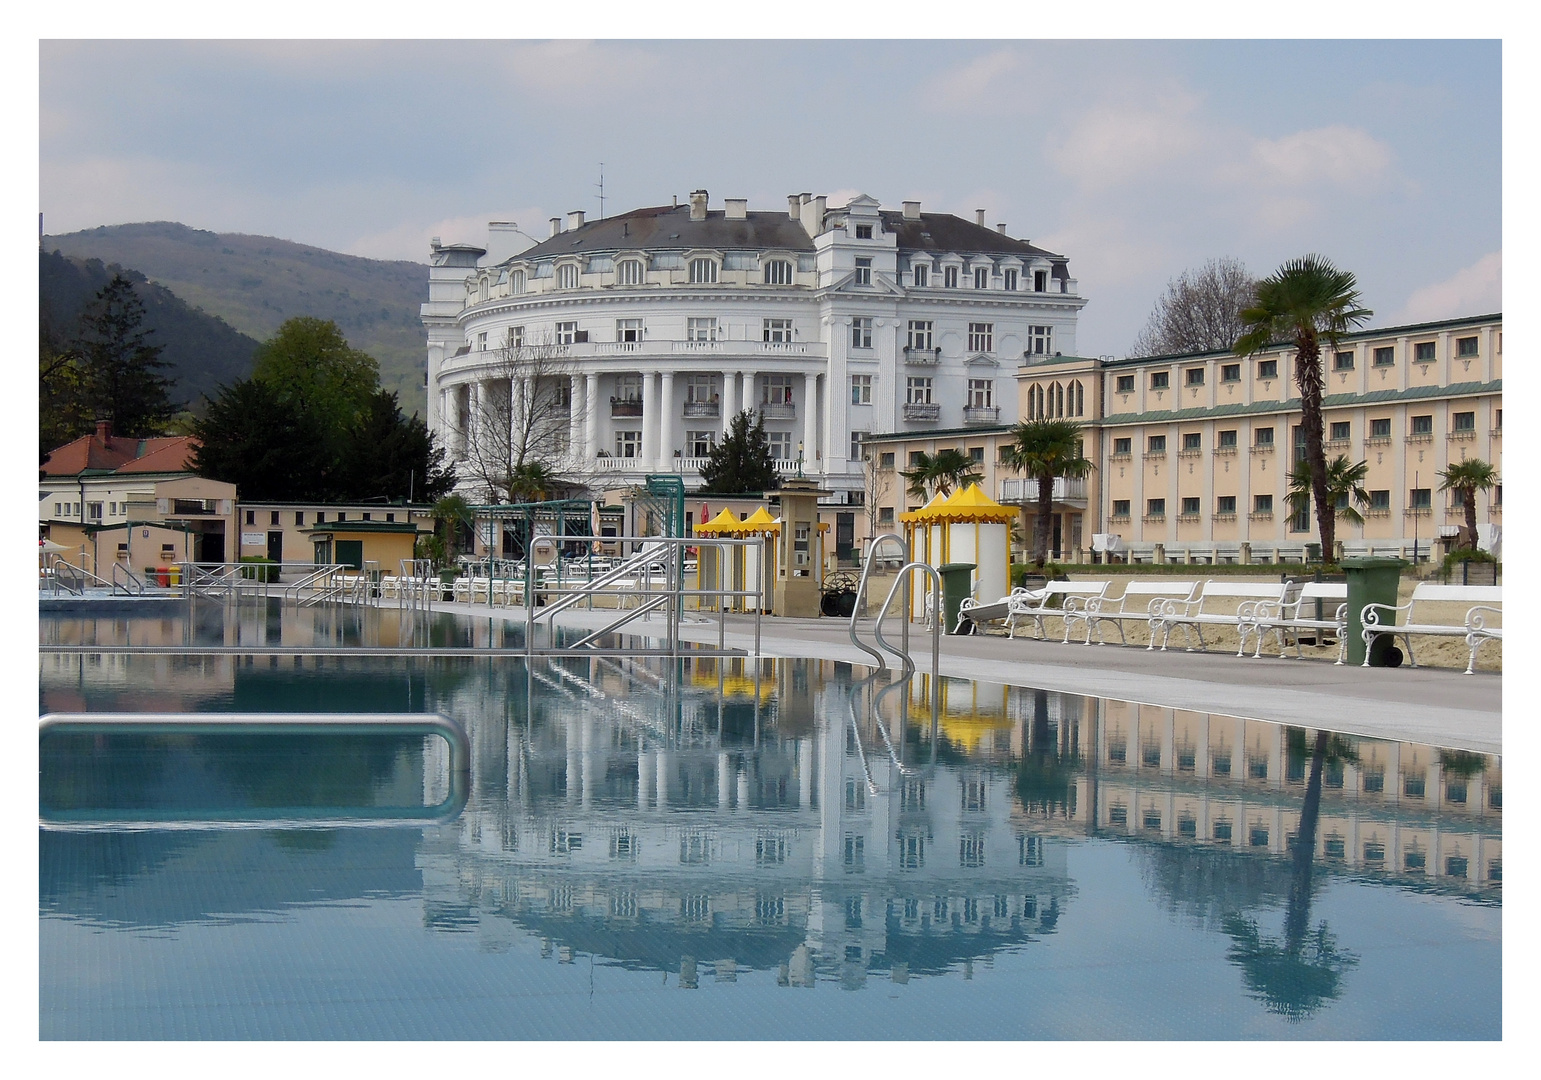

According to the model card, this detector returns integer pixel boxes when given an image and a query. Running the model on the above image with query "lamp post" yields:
[796,441,805,479]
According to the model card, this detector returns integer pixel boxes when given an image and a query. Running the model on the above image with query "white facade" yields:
[423,191,1086,499]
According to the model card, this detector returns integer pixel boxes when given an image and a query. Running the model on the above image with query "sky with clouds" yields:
[38,39,1500,357]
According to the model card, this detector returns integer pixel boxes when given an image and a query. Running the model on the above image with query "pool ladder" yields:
[845,534,942,791]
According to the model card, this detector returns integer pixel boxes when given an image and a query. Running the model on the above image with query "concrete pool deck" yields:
[435,601,1502,756]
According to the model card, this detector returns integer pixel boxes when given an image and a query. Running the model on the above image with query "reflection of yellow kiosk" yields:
[693,508,778,613]
[900,483,1014,620]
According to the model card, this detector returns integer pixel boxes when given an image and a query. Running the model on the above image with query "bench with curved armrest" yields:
[957,587,1040,634]
[1062,580,1201,647]
[1247,581,1348,662]
[1005,581,1112,641]
[1362,583,1501,674]
[1150,580,1298,655]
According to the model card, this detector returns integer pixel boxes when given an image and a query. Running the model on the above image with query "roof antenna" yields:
[595,162,605,220]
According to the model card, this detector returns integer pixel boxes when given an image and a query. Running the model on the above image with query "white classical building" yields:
[423,190,1087,505]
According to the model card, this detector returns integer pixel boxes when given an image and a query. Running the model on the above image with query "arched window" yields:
[690,257,718,284]
[1070,380,1084,416]
[509,270,526,295]
[478,276,489,303]
[616,260,644,286]
[556,263,580,290]
[763,259,793,285]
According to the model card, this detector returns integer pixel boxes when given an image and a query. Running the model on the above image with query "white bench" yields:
[957,587,1039,634]
[1151,580,1298,654]
[1249,581,1348,662]
[1362,583,1502,674]
[1063,580,1201,647]
[1006,581,1112,641]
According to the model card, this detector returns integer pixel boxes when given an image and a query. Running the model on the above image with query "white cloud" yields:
[921,49,1027,113]
[1244,124,1393,190]
[1393,252,1501,324]
[1047,90,1205,191]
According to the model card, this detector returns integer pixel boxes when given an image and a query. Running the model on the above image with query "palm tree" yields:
[1288,455,1371,532]
[1001,419,1093,568]
[1234,256,1372,559]
[900,448,980,503]
[1438,458,1498,550]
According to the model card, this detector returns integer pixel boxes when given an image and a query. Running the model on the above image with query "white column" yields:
[659,370,676,468]
[567,374,582,465]
[585,372,601,461]
[722,371,738,437]
[469,381,483,459]
[641,371,659,464]
[802,372,819,466]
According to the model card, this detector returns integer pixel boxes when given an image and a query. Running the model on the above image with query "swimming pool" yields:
[39,601,1501,1040]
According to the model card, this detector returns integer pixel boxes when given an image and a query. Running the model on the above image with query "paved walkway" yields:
[433,601,1503,755]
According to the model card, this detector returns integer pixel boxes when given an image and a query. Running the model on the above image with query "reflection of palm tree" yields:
[1222,730,1358,1020]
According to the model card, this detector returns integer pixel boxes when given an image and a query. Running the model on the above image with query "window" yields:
[1411,414,1433,435]
[1112,499,1131,517]
[687,317,719,342]
[616,430,642,458]
[1030,325,1053,355]
[1457,336,1479,357]
[616,318,642,343]
[968,445,984,463]
[767,431,792,460]
[855,223,873,240]
[689,257,718,283]
[686,430,715,457]
[1254,494,1273,514]
[1147,498,1166,518]
[1370,417,1391,438]
[1116,374,1135,393]
[615,374,642,401]
[967,379,993,408]
[762,317,793,343]
[1181,497,1201,516]
[1147,434,1167,453]
[1150,371,1169,390]
[851,431,866,459]
[943,265,959,288]
[1453,411,1475,432]
[1373,346,1394,366]
[1254,427,1274,447]
[762,374,794,404]
[1221,363,1241,382]
[1218,429,1238,448]
[1258,359,1278,379]
[853,257,872,286]
[1182,432,1202,450]
[851,317,873,349]
[270,511,280,526]
[909,451,925,467]
[1334,350,1355,371]
[851,374,872,405]
[556,321,579,345]
[1033,269,1048,292]
[879,452,894,468]
[87,501,103,521]
[1369,489,1391,511]
[1330,421,1351,441]
[245,510,255,525]
[509,269,526,294]
[969,265,987,290]
[314,512,325,523]
[616,259,644,286]
[1410,487,1432,509]
[507,325,524,349]
[1185,368,1205,386]
[877,506,894,525]
[555,263,579,289]
[911,263,929,287]
[476,331,488,351]
[1112,437,1132,455]
[968,323,994,352]
[1003,268,1018,291]
[295,512,305,526]
[762,259,793,285]
[906,377,933,404]
[1414,340,1436,362]
[1216,495,1236,514]
[685,374,717,403]
[906,320,933,350]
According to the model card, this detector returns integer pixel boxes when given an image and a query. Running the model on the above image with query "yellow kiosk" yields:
[900,483,1015,620]
[693,507,778,613]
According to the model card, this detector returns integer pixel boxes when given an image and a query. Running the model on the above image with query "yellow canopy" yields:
[899,491,947,524]
[694,506,781,535]
[740,507,781,533]
[912,482,1017,524]
[694,508,743,536]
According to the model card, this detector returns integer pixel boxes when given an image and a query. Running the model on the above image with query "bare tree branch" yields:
[1130,257,1258,357]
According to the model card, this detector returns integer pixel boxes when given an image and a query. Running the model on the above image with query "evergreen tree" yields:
[74,274,178,437]
[699,410,778,494]
[335,388,457,503]
[39,313,89,459]
[191,378,331,501]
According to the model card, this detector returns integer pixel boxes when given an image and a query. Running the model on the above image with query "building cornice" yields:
[1100,379,1502,427]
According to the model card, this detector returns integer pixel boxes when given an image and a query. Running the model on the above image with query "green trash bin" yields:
[1342,556,1408,666]
[936,562,976,635]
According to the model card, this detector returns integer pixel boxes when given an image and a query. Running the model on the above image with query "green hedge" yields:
[238,555,279,582]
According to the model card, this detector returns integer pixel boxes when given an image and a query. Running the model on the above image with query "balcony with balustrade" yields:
[997,476,1087,505]
[683,400,721,419]
[963,406,1000,426]
[902,402,940,422]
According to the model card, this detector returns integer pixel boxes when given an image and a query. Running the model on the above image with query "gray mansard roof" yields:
[510,202,1068,267]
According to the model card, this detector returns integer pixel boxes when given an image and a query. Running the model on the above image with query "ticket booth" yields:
[900,483,1014,620]
[769,479,828,618]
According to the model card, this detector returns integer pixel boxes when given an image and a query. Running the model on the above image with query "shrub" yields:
[238,555,278,582]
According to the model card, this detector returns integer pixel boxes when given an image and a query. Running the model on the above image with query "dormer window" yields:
[1003,269,1018,291]
[689,257,718,284]
[854,257,872,286]
[556,263,579,290]
[912,264,929,287]
[855,224,873,240]
[944,265,959,288]
[616,259,644,286]
[973,266,989,289]
[1033,269,1048,292]
[509,269,526,295]
[763,259,793,285]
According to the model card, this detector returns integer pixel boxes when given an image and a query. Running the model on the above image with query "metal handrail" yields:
[110,561,146,596]
[47,556,112,595]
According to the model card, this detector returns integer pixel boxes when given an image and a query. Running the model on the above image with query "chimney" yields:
[689,189,709,221]
[549,216,562,237]
[902,200,921,220]
[976,209,986,227]
[95,419,112,445]
[724,198,748,220]
[997,222,1007,235]
[567,210,585,230]
[788,194,801,218]
[485,221,531,264]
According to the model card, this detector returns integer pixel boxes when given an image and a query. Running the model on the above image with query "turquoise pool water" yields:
[39,602,1501,1040]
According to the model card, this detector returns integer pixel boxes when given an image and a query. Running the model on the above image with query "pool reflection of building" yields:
[415,658,1498,987]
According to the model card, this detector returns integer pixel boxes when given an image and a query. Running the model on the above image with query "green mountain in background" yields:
[40,249,262,413]
[43,222,430,414]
